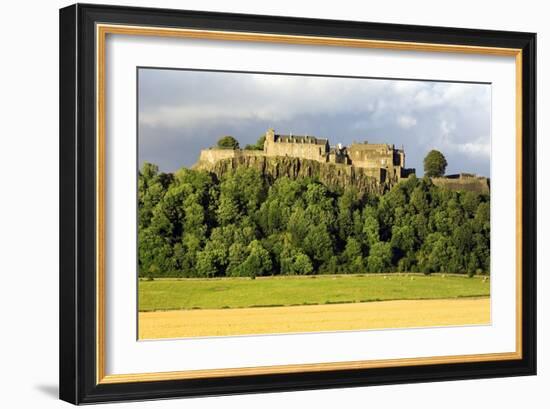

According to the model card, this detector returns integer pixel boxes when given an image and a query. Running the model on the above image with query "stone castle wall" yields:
[263,129,329,163]
[198,148,267,167]
[264,138,327,162]
[432,175,490,194]
[347,144,406,182]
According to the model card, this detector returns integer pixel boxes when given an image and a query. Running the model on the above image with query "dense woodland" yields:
[138,162,490,278]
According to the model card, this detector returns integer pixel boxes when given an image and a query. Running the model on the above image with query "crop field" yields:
[138,274,490,312]
[138,297,490,339]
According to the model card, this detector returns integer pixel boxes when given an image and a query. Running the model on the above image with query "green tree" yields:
[226,242,249,277]
[390,225,416,259]
[218,167,267,219]
[292,253,314,275]
[363,207,380,246]
[337,188,361,242]
[195,242,226,277]
[280,249,313,275]
[423,150,448,177]
[367,242,392,273]
[174,233,202,276]
[138,228,174,277]
[410,184,430,214]
[245,134,266,150]
[341,237,365,273]
[217,135,240,149]
[216,195,240,226]
[258,178,306,235]
[138,162,171,230]
[417,232,455,274]
[303,223,333,267]
[474,201,490,233]
[240,240,272,277]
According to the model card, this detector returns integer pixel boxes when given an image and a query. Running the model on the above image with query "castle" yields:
[197,128,415,184]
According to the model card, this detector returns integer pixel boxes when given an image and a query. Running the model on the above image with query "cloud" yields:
[458,141,491,157]
[397,115,417,129]
[436,118,490,159]
[139,72,390,128]
[138,68,491,176]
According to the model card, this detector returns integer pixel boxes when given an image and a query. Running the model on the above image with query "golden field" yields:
[139,297,490,339]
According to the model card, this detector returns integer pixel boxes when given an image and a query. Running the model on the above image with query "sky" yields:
[138,68,491,177]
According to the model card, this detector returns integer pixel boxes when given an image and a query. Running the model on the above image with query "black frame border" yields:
[59,3,536,404]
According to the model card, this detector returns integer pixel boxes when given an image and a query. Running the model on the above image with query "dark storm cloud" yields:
[138,68,491,176]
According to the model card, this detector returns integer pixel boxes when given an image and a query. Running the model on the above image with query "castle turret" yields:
[265,129,275,142]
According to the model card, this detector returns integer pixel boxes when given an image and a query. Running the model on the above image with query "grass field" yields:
[138,274,490,312]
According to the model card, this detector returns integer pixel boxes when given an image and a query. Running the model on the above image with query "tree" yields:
[341,237,365,273]
[390,225,416,258]
[216,195,240,226]
[195,241,226,277]
[255,134,266,149]
[302,223,333,267]
[139,228,174,277]
[217,135,240,149]
[138,162,170,230]
[218,167,267,217]
[337,188,361,242]
[367,242,392,273]
[226,242,249,277]
[423,150,448,177]
[417,232,454,274]
[244,134,266,150]
[363,207,380,246]
[240,240,272,277]
[174,233,202,276]
[140,161,159,181]
[280,247,313,275]
[292,253,314,275]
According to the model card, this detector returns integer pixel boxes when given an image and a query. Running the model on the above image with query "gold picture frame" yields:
[60,4,536,404]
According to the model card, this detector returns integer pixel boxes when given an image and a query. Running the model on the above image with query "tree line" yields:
[138,162,490,278]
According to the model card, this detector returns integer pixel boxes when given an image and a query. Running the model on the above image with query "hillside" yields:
[139,161,491,279]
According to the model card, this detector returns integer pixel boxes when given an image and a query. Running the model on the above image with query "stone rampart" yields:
[432,176,490,194]
[197,148,267,167]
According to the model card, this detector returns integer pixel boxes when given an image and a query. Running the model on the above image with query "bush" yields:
[217,135,239,149]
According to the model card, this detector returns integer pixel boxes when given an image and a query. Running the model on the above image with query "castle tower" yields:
[400,148,405,167]
[264,128,276,153]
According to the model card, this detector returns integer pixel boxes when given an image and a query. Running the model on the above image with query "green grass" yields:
[138,274,490,312]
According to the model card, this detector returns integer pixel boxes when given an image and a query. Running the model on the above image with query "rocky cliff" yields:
[195,155,389,194]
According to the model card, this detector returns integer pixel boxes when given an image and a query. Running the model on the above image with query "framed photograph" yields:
[59,3,536,404]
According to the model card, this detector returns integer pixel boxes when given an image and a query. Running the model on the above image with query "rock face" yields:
[195,155,389,194]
